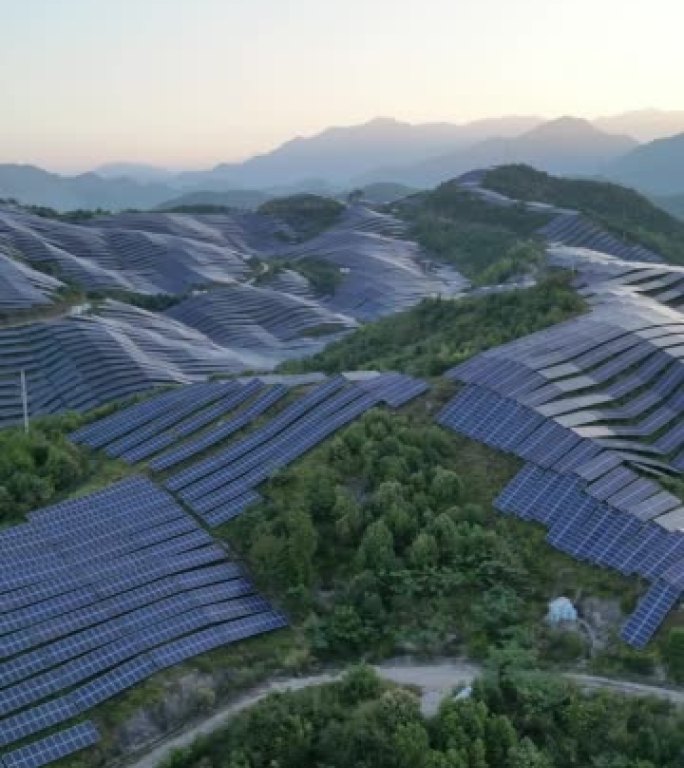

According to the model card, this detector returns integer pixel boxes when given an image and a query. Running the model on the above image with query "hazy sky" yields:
[2,0,683,172]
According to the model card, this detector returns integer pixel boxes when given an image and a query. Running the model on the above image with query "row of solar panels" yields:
[493,463,684,646]
[540,213,661,263]
[449,309,684,474]
[0,478,286,757]
[0,252,65,312]
[459,173,662,264]
[72,374,429,528]
[0,305,253,428]
[437,294,684,645]
[165,283,356,348]
[549,250,684,315]
[0,203,461,327]
[0,206,250,296]
[0,721,99,768]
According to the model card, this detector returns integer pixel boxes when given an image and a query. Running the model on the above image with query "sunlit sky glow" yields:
[2,0,683,172]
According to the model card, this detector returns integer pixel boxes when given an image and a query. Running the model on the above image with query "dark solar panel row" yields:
[120,381,261,463]
[494,463,684,647]
[153,382,287,474]
[154,374,428,526]
[0,478,287,752]
[540,213,661,263]
[0,611,286,749]
[0,721,99,768]
[0,250,64,312]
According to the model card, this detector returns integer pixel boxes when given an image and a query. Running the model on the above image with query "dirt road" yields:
[127,661,684,768]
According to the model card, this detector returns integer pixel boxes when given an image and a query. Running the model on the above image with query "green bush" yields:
[0,422,89,525]
[664,628,684,682]
[281,273,584,376]
[484,164,684,265]
[394,180,549,282]
[160,666,684,768]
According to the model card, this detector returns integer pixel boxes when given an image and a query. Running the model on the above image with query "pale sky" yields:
[1,0,683,172]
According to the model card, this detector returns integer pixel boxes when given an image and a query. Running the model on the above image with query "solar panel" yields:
[621,580,681,648]
[0,475,287,752]
[0,721,100,768]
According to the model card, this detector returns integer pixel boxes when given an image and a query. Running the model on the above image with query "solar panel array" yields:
[259,205,467,321]
[437,267,684,645]
[458,173,661,264]
[0,207,250,296]
[0,477,286,760]
[166,374,428,526]
[0,721,100,768]
[0,301,279,429]
[0,203,463,428]
[165,283,357,359]
[540,213,661,263]
[71,373,429,528]
[0,250,65,313]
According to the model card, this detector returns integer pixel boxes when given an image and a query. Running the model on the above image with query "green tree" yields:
[507,737,553,768]
[431,468,463,506]
[664,628,684,683]
[409,532,439,569]
[283,508,317,586]
[357,520,396,572]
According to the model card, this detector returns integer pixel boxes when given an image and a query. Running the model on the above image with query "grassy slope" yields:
[483,164,684,264]
[654,193,684,221]
[281,273,584,376]
[393,180,550,284]
[258,194,345,241]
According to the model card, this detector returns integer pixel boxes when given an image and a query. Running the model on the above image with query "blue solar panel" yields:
[0,475,287,752]
[156,383,286,474]
[0,697,79,748]
[104,383,233,459]
[0,721,100,768]
[621,580,681,648]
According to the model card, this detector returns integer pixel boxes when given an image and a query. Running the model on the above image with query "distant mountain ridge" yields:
[0,164,175,211]
[594,109,684,143]
[2,111,684,210]
[173,116,544,190]
[94,162,179,183]
[360,118,638,186]
[604,132,684,195]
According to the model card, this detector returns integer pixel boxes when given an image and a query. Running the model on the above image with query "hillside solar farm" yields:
[0,202,465,428]
[2,172,684,766]
[436,173,684,648]
[0,369,428,763]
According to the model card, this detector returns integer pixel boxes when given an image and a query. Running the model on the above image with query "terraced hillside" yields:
[0,201,465,427]
[0,372,428,766]
[6,170,684,768]
[0,476,287,764]
[432,169,684,648]
[0,247,66,315]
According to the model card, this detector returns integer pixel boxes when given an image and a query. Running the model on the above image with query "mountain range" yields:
[366,117,638,186]
[1,110,683,210]
[604,133,684,195]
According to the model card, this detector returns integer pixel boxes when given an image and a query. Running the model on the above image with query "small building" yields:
[546,596,578,625]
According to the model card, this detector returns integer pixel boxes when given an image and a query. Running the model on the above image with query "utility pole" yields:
[20,369,29,434]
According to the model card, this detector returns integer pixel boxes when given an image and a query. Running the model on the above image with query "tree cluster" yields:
[282,274,584,377]
[160,665,684,768]
[0,413,89,525]
[484,165,684,265]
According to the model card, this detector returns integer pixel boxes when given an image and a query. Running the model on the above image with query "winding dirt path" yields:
[127,661,684,768]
